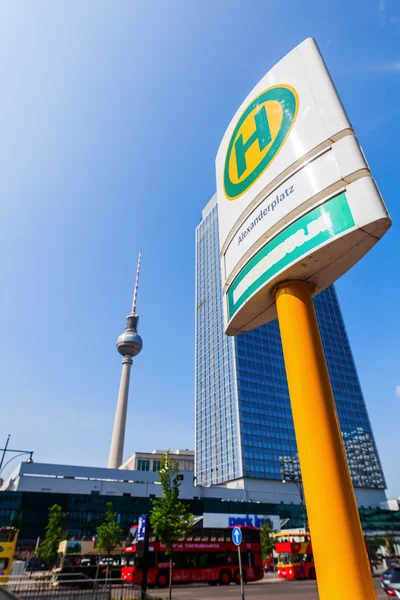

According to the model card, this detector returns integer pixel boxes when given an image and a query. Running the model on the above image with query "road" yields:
[148,577,387,599]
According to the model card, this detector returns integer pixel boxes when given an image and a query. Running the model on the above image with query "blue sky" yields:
[0,1,399,498]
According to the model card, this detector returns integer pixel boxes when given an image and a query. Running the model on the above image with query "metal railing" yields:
[3,577,144,600]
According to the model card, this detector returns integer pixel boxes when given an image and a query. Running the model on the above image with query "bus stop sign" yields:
[137,515,147,542]
[232,527,242,546]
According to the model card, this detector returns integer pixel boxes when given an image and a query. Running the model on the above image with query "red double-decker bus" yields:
[121,526,264,587]
[275,531,373,580]
[275,532,315,579]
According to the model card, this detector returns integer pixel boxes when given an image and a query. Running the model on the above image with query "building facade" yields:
[195,195,386,501]
[120,449,194,473]
[1,462,398,547]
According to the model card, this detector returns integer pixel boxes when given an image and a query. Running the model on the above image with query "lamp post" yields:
[0,434,11,472]
[282,473,307,532]
[0,435,34,479]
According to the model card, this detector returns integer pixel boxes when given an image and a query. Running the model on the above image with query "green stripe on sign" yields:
[227,192,355,320]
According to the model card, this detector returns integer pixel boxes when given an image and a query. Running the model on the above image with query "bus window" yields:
[0,559,10,570]
[278,552,291,564]
[197,554,209,568]
[128,554,155,569]
[212,553,228,567]
[292,554,302,563]
[189,553,204,568]
[242,529,260,543]
[305,554,313,562]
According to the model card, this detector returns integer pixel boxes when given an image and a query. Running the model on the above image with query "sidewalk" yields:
[254,572,285,584]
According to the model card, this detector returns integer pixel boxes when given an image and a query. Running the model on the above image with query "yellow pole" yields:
[274,281,376,600]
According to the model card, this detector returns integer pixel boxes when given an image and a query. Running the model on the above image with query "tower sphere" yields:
[116,329,142,357]
[116,312,142,357]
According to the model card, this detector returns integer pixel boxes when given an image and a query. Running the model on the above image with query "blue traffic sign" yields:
[232,526,242,546]
[137,515,147,542]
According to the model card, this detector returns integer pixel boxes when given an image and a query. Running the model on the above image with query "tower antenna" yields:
[132,250,142,314]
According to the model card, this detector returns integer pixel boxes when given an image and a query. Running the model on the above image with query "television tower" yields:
[108,251,143,469]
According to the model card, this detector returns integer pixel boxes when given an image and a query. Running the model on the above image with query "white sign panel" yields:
[216,38,351,259]
[216,38,391,335]
[223,135,369,282]
[203,512,280,532]
[224,150,337,279]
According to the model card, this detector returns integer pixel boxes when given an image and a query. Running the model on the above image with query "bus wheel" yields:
[219,570,231,585]
[156,571,169,588]
[234,569,246,585]
[309,568,316,579]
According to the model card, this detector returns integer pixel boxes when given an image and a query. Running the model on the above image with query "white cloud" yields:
[379,0,385,25]
[396,386,400,398]
[360,62,400,72]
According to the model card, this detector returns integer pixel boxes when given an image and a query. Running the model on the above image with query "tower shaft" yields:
[108,250,143,470]
[108,356,133,469]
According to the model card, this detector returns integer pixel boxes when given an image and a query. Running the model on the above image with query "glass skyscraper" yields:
[195,194,385,499]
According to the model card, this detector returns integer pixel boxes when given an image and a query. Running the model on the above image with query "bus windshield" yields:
[0,531,16,543]
[278,553,291,564]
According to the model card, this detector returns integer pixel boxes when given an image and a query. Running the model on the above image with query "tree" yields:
[38,504,66,566]
[96,502,123,580]
[150,451,194,600]
[260,519,275,560]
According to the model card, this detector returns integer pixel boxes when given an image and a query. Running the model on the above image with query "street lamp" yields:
[282,473,307,532]
[0,435,34,479]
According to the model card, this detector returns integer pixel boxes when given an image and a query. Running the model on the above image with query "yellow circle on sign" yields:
[223,85,299,200]
[227,100,283,186]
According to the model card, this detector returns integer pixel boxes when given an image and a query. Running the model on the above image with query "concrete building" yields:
[1,460,385,509]
[381,498,400,512]
[1,461,398,548]
[120,450,194,473]
[195,194,386,506]
[0,461,294,504]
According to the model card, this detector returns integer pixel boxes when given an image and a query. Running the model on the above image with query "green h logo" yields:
[234,106,272,179]
[224,85,298,200]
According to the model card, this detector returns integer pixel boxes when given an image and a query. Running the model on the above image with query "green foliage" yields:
[38,504,66,566]
[96,502,123,555]
[260,519,275,557]
[150,451,194,551]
